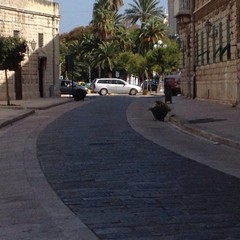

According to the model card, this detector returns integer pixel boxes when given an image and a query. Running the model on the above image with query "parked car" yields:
[91,78,142,95]
[164,75,181,96]
[141,79,159,91]
[85,82,92,90]
[60,80,87,100]
[76,81,88,91]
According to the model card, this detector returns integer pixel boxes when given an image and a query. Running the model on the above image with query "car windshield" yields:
[68,81,77,86]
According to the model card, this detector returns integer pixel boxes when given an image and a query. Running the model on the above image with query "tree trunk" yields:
[98,66,101,78]
[5,70,10,106]
[108,71,112,78]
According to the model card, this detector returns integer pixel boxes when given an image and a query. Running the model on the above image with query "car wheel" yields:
[130,88,137,95]
[100,88,108,95]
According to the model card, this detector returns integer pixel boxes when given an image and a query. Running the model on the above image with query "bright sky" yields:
[56,0,168,33]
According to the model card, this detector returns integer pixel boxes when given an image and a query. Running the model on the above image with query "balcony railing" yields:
[174,0,192,17]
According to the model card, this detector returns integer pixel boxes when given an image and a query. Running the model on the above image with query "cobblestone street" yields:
[38,96,240,240]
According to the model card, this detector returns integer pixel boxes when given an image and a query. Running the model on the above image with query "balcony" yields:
[174,0,192,18]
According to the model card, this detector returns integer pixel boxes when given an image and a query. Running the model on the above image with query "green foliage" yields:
[123,0,164,28]
[162,42,180,73]
[0,36,27,71]
[146,40,179,75]
[91,40,120,73]
[59,0,179,83]
[60,26,93,41]
[116,52,147,80]
[0,36,27,105]
[136,17,167,54]
[92,0,123,41]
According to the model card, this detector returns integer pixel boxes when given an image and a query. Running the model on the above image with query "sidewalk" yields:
[167,96,240,150]
[0,97,72,128]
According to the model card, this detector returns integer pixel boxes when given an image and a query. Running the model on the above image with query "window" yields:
[115,80,124,84]
[61,81,67,87]
[13,30,20,37]
[98,79,108,84]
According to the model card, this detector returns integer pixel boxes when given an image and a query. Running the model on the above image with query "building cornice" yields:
[194,0,229,21]
[0,4,60,19]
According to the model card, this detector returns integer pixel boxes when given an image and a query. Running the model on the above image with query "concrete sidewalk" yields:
[0,97,72,128]
[167,95,240,150]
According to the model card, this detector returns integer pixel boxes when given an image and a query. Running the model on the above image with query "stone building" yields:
[168,0,177,36]
[0,0,60,100]
[174,0,240,105]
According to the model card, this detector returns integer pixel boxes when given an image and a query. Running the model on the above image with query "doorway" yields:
[38,57,46,98]
[15,68,22,100]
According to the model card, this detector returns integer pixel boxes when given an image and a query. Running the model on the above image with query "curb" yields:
[0,110,35,129]
[169,115,240,150]
[26,99,73,110]
[0,99,73,129]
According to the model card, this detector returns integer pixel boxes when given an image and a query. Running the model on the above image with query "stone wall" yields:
[0,0,60,100]
[195,0,238,103]
[196,61,238,103]
[179,0,240,104]
[0,0,56,14]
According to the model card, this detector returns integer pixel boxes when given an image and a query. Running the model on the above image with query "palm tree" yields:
[92,8,114,40]
[93,0,123,12]
[92,0,123,40]
[78,33,101,79]
[109,0,123,11]
[91,40,120,77]
[137,17,166,53]
[113,25,134,52]
[124,0,165,28]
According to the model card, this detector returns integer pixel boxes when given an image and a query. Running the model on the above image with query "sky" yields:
[56,0,168,33]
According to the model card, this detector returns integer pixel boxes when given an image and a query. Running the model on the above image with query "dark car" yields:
[164,75,181,96]
[60,80,87,100]
[141,79,159,91]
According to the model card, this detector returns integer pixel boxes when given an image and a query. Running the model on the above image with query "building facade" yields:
[0,0,60,100]
[174,0,240,105]
[168,0,177,36]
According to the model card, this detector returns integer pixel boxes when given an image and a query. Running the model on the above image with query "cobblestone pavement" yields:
[38,96,240,240]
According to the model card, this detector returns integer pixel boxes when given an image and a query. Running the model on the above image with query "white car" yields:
[91,78,142,95]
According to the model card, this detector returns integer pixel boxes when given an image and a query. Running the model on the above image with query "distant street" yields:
[38,96,240,240]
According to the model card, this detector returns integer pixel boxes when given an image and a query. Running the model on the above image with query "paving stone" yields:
[38,96,240,240]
